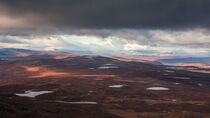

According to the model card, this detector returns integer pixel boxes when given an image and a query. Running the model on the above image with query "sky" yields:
[0,0,210,56]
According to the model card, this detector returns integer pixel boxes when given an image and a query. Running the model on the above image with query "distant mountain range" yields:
[158,57,210,65]
[0,48,41,57]
[0,48,210,66]
[0,48,94,57]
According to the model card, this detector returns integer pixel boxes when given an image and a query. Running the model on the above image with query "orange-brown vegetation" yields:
[167,66,210,74]
[180,63,210,69]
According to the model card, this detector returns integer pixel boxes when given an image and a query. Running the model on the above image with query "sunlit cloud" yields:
[0,28,210,56]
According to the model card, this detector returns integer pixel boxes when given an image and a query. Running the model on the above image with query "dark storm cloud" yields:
[0,0,210,30]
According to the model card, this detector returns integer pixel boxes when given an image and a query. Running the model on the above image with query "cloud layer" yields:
[0,1,209,56]
[1,29,210,56]
[1,0,210,34]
